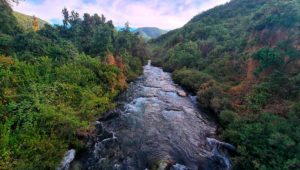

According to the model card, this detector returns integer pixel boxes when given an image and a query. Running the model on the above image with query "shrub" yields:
[197,80,229,113]
[253,48,284,74]
[0,55,125,169]
[223,113,300,170]
[172,68,212,92]
[220,110,236,126]
[164,41,201,71]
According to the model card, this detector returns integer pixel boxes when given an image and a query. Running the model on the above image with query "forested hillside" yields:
[13,11,48,31]
[151,0,300,169]
[135,27,167,40]
[0,0,149,169]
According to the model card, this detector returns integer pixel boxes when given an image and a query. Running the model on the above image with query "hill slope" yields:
[135,27,167,40]
[13,11,48,31]
[0,1,149,169]
[151,0,300,169]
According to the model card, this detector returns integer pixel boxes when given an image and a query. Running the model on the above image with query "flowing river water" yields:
[63,61,234,170]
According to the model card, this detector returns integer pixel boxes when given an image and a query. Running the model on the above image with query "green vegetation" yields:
[151,0,300,169]
[0,55,121,169]
[253,48,284,75]
[0,1,149,169]
[13,11,48,31]
[1,0,300,169]
[173,68,212,92]
[135,27,167,41]
[0,0,20,35]
[222,111,300,170]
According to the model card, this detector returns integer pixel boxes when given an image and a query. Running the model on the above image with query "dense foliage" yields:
[0,1,149,169]
[151,0,300,169]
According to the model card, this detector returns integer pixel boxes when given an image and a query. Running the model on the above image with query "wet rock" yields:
[99,109,121,121]
[207,138,234,169]
[177,90,187,97]
[57,149,76,170]
[207,138,236,152]
[171,164,189,170]
[113,164,121,170]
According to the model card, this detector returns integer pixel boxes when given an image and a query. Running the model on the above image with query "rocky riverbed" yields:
[69,63,233,170]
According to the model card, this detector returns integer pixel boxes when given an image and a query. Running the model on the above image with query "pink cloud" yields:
[12,0,230,29]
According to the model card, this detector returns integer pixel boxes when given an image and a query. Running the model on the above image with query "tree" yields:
[93,14,102,25]
[69,10,80,26]
[62,8,69,27]
[90,25,114,56]
[124,22,130,32]
[101,14,106,23]
[0,0,20,35]
[253,48,284,74]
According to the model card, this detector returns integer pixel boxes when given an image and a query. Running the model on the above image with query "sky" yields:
[12,0,230,30]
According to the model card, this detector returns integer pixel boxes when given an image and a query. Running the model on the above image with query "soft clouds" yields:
[12,0,230,29]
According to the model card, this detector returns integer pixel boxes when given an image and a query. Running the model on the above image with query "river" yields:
[64,62,233,170]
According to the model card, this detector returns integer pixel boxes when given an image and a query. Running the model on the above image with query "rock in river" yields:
[177,90,187,97]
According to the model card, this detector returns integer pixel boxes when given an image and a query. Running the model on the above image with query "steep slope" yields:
[135,27,167,40]
[151,0,300,169]
[13,11,48,31]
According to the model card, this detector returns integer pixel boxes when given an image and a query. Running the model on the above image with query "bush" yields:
[197,80,229,113]
[246,83,271,111]
[0,55,125,169]
[172,68,212,92]
[289,102,300,119]
[246,71,292,111]
[253,48,284,74]
[164,41,201,71]
[223,112,300,170]
[220,110,236,126]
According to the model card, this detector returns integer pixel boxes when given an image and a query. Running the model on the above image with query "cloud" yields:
[12,0,230,29]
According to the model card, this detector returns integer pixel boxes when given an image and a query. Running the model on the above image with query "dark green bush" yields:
[172,68,212,92]
[253,48,284,74]
[220,110,236,126]
[223,112,300,170]
[197,80,229,113]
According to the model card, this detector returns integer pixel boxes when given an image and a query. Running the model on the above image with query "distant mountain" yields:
[115,26,137,32]
[135,27,167,40]
[13,11,48,31]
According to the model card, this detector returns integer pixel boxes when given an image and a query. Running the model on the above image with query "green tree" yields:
[253,48,284,74]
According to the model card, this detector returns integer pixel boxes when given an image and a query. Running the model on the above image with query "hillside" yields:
[13,11,48,31]
[0,1,149,169]
[151,0,300,169]
[135,27,167,40]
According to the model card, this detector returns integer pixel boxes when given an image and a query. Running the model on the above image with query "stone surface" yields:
[57,149,76,170]
[177,90,187,97]
[80,65,232,170]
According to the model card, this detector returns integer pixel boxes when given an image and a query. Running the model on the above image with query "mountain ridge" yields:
[135,27,167,40]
